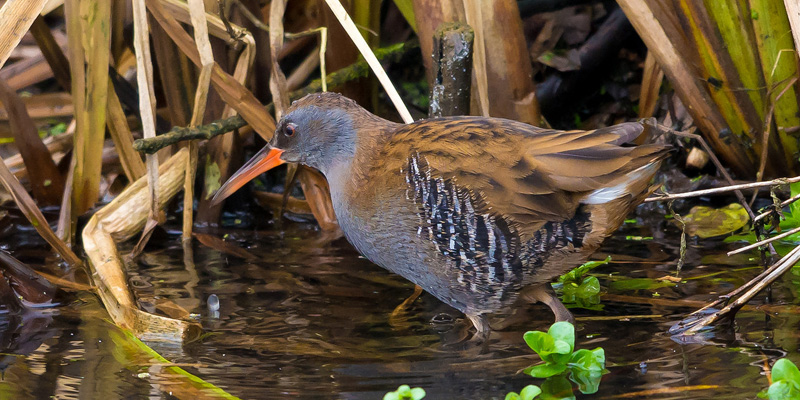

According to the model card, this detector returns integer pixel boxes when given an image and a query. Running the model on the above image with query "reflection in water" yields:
[0,216,796,399]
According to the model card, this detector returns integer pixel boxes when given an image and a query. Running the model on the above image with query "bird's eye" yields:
[284,123,297,137]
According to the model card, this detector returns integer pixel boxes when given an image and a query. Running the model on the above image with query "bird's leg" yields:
[389,285,424,328]
[522,284,574,323]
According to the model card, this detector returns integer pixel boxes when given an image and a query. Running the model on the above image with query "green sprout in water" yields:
[521,321,607,395]
[555,257,610,310]
[759,358,800,400]
[505,384,542,400]
[384,385,426,400]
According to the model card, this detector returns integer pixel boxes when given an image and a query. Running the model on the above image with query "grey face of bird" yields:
[272,103,357,175]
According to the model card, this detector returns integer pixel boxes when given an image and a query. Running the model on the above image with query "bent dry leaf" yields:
[83,147,201,342]
[0,153,81,266]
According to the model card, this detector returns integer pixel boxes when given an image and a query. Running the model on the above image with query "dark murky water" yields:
[0,206,797,399]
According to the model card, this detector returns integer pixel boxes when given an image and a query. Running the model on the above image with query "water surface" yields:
[0,207,795,399]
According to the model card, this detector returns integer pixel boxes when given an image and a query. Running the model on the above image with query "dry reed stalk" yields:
[462,0,489,117]
[175,0,256,223]
[106,81,147,182]
[185,0,215,241]
[132,0,161,253]
[678,244,800,335]
[149,0,272,135]
[0,0,50,69]
[323,0,414,123]
[0,56,54,90]
[56,149,75,243]
[270,0,290,119]
[148,0,267,225]
[471,0,540,124]
[150,19,194,128]
[638,51,663,120]
[645,175,800,202]
[68,0,111,217]
[83,147,201,342]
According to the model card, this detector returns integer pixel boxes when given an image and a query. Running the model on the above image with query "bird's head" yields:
[211,92,368,205]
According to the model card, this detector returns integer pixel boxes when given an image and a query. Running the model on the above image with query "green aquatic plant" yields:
[383,385,426,400]
[556,257,609,309]
[759,358,800,400]
[505,384,542,400]
[522,321,607,395]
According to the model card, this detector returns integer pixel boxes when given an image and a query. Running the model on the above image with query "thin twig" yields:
[752,191,800,224]
[728,226,800,256]
[645,176,800,202]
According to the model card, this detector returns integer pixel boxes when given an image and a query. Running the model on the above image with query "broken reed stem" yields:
[323,0,413,123]
[132,40,417,154]
[645,176,800,202]
[680,244,800,335]
[83,147,201,342]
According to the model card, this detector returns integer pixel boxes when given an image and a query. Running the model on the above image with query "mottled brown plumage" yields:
[214,92,670,341]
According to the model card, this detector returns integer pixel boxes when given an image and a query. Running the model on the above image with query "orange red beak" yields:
[211,147,285,206]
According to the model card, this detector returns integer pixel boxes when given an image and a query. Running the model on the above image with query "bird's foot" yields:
[388,285,424,329]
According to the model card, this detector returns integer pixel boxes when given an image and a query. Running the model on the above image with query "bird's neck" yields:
[324,114,401,189]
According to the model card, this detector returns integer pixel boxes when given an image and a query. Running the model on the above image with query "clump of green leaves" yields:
[759,358,800,400]
[384,385,426,400]
[556,257,609,309]
[505,384,542,400]
[522,321,607,395]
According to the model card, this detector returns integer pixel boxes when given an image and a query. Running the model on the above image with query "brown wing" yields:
[379,116,667,239]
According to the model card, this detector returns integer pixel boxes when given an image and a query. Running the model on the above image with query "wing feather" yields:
[377,116,667,239]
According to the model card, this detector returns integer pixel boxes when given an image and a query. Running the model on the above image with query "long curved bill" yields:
[210,146,285,206]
